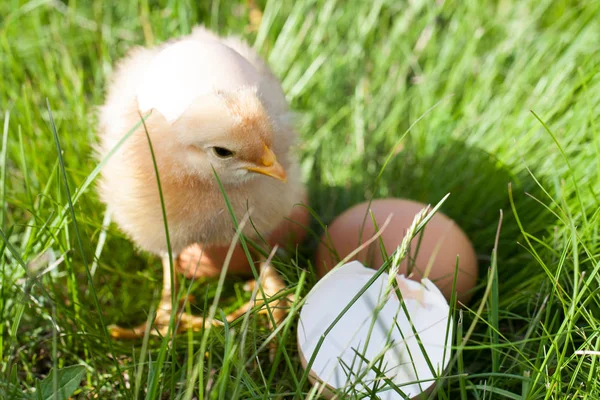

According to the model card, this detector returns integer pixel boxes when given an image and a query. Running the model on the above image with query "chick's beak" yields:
[246,145,287,182]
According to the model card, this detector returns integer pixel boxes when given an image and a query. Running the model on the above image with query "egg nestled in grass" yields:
[314,198,478,303]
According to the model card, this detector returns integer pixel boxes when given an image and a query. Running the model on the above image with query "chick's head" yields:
[171,88,287,185]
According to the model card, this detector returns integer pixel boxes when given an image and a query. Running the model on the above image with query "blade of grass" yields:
[1,111,9,229]
[46,100,127,394]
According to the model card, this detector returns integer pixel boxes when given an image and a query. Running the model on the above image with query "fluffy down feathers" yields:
[96,27,305,255]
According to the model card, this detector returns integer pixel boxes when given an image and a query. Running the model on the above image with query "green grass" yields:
[2,0,600,398]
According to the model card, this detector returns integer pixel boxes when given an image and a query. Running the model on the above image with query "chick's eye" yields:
[212,147,234,159]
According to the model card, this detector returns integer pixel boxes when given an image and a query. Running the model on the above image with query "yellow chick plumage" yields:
[96,26,304,256]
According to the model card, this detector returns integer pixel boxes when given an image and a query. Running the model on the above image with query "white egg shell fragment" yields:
[298,261,453,399]
[137,38,262,123]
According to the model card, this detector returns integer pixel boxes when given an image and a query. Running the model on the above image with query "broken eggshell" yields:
[297,261,453,399]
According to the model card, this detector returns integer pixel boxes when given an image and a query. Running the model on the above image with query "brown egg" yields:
[178,194,310,279]
[314,198,478,304]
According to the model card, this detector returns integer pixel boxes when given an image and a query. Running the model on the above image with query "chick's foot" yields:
[224,262,294,360]
[108,296,222,340]
[177,243,293,327]
[108,255,221,340]
[226,262,293,326]
[108,255,293,344]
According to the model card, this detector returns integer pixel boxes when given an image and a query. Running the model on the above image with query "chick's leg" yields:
[178,246,292,325]
[177,244,292,326]
[109,255,218,339]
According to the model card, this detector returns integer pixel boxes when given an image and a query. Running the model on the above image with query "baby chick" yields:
[96,26,304,338]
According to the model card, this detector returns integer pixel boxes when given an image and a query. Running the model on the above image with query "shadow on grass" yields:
[305,138,552,285]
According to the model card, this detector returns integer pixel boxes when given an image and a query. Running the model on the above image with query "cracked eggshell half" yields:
[297,261,453,400]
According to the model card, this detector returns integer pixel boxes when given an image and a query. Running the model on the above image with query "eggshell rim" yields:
[297,261,453,399]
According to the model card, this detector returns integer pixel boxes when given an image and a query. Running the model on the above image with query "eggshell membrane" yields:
[297,261,453,399]
[314,198,478,304]
[177,195,309,279]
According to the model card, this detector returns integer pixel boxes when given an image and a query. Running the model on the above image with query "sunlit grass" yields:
[1,0,599,398]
